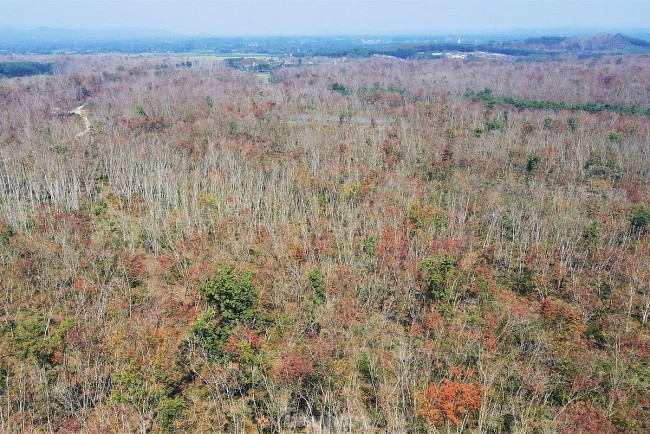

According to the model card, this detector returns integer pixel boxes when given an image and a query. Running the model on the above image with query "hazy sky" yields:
[1,0,649,36]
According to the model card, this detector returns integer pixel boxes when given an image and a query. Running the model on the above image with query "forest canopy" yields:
[0,61,53,78]
[0,53,648,433]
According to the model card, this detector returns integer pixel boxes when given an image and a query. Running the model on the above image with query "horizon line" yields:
[2,26,650,39]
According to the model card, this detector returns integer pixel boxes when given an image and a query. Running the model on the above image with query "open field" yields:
[0,54,649,433]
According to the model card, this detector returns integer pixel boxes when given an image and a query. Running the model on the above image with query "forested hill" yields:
[520,33,650,51]
[1,53,649,433]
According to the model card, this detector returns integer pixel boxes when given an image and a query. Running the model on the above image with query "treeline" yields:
[317,42,536,59]
[0,61,53,78]
[0,35,404,56]
[467,88,650,116]
[315,33,650,60]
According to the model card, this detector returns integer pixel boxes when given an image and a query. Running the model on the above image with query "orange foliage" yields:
[417,371,483,427]
[483,312,498,354]
[560,401,615,434]
[223,326,263,359]
[377,222,412,272]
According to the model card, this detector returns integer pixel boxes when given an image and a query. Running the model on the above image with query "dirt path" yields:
[67,104,92,137]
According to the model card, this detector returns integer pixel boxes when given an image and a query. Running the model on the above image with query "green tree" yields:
[329,82,350,95]
[419,255,458,301]
[199,267,258,323]
[186,308,231,358]
[629,204,650,232]
[307,268,326,305]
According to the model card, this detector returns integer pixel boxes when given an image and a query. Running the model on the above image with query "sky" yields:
[1,0,649,36]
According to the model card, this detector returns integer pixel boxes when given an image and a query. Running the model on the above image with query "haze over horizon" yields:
[2,0,650,37]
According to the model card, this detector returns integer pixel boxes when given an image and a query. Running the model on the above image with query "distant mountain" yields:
[0,27,184,42]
